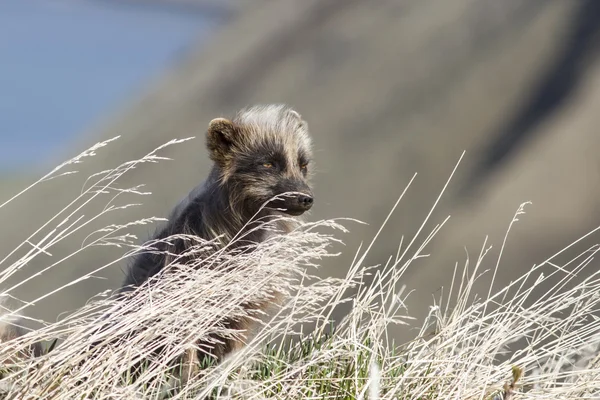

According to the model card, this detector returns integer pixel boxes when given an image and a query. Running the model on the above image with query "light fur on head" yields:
[207,104,312,183]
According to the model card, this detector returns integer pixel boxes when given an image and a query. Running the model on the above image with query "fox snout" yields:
[268,181,314,216]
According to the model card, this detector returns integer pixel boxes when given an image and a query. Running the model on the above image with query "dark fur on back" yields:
[119,104,314,363]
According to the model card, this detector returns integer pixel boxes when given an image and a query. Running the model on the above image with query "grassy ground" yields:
[0,138,599,399]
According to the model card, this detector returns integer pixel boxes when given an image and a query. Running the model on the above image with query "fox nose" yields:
[297,194,313,210]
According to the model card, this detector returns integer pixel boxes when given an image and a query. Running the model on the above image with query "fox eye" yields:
[300,163,308,171]
[262,162,274,168]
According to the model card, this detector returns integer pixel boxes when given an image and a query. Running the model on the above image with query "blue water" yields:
[0,0,221,170]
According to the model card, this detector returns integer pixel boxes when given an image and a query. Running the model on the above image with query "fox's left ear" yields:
[206,118,236,165]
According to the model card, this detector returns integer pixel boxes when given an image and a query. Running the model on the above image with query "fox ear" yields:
[286,108,308,131]
[206,118,236,164]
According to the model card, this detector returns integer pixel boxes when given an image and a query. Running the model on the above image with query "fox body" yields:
[119,104,315,362]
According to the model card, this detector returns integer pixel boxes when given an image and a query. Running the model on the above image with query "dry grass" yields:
[0,138,599,399]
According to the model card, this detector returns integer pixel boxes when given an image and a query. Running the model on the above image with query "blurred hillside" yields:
[1,0,600,344]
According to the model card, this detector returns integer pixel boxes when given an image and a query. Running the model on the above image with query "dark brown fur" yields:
[118,104,314,366]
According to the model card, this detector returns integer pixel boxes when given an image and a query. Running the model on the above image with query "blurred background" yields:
[2,0,600,344]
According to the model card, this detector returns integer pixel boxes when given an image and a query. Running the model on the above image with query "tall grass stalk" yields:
[0,138,598,399]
